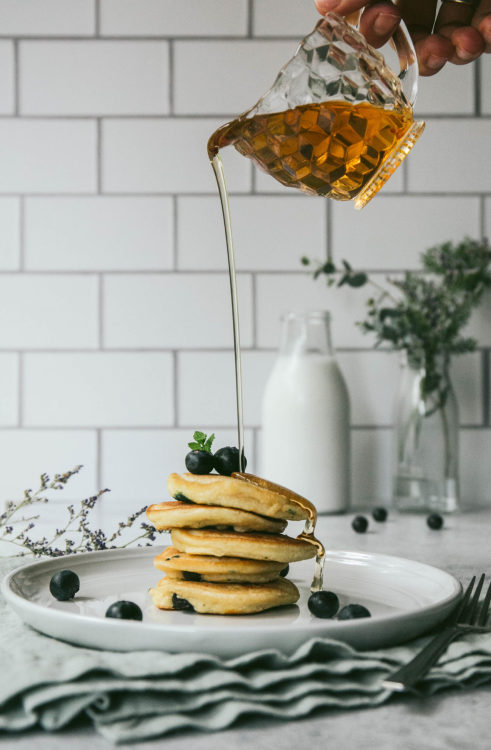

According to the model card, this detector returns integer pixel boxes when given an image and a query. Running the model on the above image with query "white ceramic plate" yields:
[2,547,461,657]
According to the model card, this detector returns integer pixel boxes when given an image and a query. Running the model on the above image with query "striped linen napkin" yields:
[1,557,491,745]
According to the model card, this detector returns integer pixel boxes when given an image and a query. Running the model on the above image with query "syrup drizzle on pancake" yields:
[233,472,325,591]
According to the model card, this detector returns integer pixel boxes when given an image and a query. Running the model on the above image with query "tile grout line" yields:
[168,40,174,115]
[17,352,23,428]
[0,346,488,354]
[96,428,102,496]
[475,58,481,117]
[173,350,179,427]
[1,113,489,121]
[172,194,178,270]
[18,196,25,271]
[98,274,104,349]
[94,0,100,37]
[482,348,489,427]
[0,190,487,198]
[247,0,254,38]
[96,117,103,193]
[0,423,485,432]
[13,38,19,116]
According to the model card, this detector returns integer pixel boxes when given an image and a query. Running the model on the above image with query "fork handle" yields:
[381,626,462,692]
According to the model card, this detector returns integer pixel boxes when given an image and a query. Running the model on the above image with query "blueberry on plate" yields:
[185,449,214,475]
[49,570,80,601]
[351,515,368,533]
[427,512,444,530]
[213,447,247,476]
[372,506,388,522]
[337,603,371,620]
[308,590,339,618]
[105,600,143,621]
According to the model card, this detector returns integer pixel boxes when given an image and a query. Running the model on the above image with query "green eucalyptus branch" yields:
[303,237,491,403]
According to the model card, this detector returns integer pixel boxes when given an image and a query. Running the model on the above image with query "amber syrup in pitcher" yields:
[208,100,414,201]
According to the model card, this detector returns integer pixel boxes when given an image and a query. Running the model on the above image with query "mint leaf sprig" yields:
[188,431,215,453]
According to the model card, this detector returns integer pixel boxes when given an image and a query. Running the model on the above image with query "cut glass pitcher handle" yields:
[346,8,419,105]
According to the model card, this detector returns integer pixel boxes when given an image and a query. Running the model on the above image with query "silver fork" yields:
[382,574,491,692]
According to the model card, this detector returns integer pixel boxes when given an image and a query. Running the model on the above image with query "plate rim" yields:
[1,546,462,638]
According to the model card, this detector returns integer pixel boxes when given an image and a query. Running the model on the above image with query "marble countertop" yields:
[1,507,490,750]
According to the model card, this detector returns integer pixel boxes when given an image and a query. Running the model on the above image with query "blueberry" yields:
[308,590,339,618]
[280,565,289,578]
[427,512,444,530]
[172,593,194,611]
[174,493,193,504]
[372,506,388,522]
[351,515,368,533]
[105,600,143,621]
[49,569,80,601]
[213,447,247,476]
[182,571,202,582]
[185,450,214,475]
[337,603,371,620]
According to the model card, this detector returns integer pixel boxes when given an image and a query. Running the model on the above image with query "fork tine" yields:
[452,576,475,623]
[477,580,491,627]
[463,573,485,625]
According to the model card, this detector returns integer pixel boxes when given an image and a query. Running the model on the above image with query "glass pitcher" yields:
[208,11,425,209]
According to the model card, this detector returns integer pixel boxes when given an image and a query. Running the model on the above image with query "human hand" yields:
[315,0,490,76]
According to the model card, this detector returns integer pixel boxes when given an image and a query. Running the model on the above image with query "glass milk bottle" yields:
[261,311,350,514]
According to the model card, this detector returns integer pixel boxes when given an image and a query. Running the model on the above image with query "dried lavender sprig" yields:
[0,467,155,557]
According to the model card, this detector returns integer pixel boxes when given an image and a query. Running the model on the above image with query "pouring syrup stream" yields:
[209,150,325,591]
[210,153,245,472]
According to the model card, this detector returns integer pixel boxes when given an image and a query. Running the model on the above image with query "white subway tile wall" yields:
[0,41,15,115]
[0,0,95,36]
[0,198,20,269]
[0,2,489,531]
[19,41,170,115]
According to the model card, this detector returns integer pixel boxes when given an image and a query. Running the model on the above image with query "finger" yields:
[472,0,491,51]
[396,0,439,33]
[358,3,402,48]
[410,28,455,75]
[435,1,485,62]
[397,0,453,75]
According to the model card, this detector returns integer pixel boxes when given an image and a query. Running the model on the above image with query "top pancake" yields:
[146,500,287,534]
[167,472,312,521]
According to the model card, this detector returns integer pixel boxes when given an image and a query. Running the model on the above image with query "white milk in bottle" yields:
[261,311,350,513]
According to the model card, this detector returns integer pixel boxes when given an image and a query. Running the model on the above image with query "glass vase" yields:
[392,356,459,513]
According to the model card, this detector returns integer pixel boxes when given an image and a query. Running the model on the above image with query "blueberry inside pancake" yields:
[167,472,313,521]
[146,501,287,534]
[171,528,317,563]
[154,546,286,583]
[150,576,300,615]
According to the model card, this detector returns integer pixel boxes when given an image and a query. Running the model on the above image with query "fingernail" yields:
[457,48,475,61]
[373,12,399,36]
[427,55,446,70]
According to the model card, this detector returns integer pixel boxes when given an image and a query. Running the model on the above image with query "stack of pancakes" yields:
[146,472,317,615]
